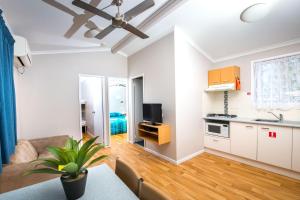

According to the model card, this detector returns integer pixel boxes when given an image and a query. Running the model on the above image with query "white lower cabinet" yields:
[292,128,300,172]
[205,121,299,171]
[257,125,292,169]
[204,135,230,153]
[230,122,258,160]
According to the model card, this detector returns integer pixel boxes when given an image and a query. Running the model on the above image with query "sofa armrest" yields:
[29,135,69,154]
[0,163,59,193]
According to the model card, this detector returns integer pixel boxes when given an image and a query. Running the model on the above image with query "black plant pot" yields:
[60,170,88,200]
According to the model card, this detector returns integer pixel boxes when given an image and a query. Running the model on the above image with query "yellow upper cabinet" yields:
[208,66,240,89]
[208,69,221,85]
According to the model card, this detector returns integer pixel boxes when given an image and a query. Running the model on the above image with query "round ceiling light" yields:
[240,3,270,23]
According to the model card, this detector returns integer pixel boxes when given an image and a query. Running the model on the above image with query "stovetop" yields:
[207,113,237,118]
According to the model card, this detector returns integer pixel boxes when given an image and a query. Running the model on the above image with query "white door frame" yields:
[78,74,108,145]
[129,74,145,144]
[107,77,129,147]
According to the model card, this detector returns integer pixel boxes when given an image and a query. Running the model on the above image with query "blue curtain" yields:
[0,9,17,173]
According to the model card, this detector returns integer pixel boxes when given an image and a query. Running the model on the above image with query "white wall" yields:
[174,28,212,160]
[206,43,300,121]
[128,33,177,160]
[15,52,127,140]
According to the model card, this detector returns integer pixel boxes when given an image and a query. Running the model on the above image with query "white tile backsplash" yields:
[204,91,300,121]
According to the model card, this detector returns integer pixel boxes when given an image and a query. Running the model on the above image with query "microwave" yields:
[206,121,229,138]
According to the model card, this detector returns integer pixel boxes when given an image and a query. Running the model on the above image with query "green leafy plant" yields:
[25,137,107,179]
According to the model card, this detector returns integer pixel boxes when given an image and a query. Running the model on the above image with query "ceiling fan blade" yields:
[95,25,115,39]
[68,0,102,38]
[124,0,155,21]
[85,20,99,30]
[72,0,114,21]
[83,0,102,16]
[89,0,102,7]
[43,0,77,17]
[64,18,87,38]
[121,23,149,39]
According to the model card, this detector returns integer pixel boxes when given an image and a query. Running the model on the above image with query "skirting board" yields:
[144,147,204,165]
[176,150,204,164]
[143,147,178,164]
[205,148,300,180]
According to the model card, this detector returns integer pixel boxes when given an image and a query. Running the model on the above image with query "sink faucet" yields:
[268,111,283,121]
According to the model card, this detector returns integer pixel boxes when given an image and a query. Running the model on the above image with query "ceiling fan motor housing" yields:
[112,18,126,28]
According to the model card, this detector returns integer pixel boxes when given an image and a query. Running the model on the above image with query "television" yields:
[143,103,162,125]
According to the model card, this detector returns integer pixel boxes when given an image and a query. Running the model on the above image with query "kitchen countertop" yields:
[203,116,300,128]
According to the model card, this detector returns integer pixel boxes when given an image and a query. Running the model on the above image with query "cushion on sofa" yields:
[38,151,55,159]
[10,140,38,164]
[29,135,69,154]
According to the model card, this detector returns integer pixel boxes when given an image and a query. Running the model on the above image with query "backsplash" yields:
[203,91,300,121]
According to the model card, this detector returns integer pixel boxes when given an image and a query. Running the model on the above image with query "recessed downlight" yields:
[240,3,271,23]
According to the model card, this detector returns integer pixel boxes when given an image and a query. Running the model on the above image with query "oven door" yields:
[206,122,229,138]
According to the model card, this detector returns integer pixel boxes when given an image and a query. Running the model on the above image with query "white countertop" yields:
[203,116,300,128]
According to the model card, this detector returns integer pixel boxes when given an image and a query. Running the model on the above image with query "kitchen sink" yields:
[254,119,281,123]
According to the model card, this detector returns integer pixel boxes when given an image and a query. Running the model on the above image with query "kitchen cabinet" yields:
[208,66,240,87]
[220,67,239,84]
[230,122,257,160]
[208,69,220,85]
[292,128,300,172]
[257,125,292,169]
[204,135,230,153]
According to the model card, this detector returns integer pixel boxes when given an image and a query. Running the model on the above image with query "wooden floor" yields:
[91,134,300,200]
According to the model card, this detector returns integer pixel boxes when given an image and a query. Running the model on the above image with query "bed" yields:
[110,112,127,135]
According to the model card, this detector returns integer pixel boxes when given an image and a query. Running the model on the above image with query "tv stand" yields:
[138,122,170,145]
[144,122,160,126]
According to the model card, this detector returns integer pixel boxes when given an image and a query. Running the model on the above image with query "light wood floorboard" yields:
[91,134,300,200]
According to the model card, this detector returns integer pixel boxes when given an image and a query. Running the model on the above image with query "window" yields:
[252,53,300,110]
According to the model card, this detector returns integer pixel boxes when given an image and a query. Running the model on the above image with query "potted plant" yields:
[26,136,107,200]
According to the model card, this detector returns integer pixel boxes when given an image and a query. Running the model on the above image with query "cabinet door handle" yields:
[261,127,269,130]
[245,126,253,128]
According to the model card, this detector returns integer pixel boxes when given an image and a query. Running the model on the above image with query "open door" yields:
[132,76,144,146]
[108,78,128,145]
[79,75,105,144]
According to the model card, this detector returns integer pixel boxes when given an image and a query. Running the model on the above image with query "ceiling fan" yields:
[72,0,155,40]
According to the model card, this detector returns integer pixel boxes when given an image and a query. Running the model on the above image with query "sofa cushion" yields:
[10,140,38,164]
[29,135,69,154]
[38,151,55,159]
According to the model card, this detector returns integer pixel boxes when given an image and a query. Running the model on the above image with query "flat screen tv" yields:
[143,103,162,125]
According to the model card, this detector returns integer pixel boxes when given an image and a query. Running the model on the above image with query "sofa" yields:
[0,135,69,193]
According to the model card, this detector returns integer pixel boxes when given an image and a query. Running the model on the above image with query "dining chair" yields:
[139,179,171,200]
[115,158,142,196]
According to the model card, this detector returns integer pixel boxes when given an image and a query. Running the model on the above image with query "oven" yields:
[205,120,229,138]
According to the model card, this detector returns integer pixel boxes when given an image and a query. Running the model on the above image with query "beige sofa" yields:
[0,135,69,193]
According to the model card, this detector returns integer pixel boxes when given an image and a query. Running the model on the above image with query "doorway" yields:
[108,78,128,145]
[79,75,105,144]
[132,76,144,147]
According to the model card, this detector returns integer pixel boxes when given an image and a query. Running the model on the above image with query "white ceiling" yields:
[0,0,167,51]
[1,0,300,61]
